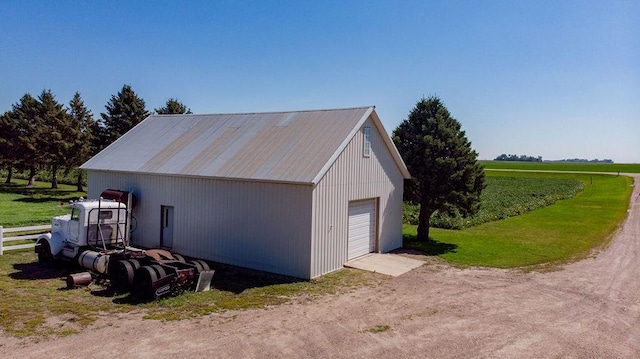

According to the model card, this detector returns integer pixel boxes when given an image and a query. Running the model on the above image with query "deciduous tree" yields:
[392,96,485,241]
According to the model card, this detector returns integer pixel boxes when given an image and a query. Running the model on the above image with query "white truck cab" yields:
[35,189,214,300]
[37,198,128,262]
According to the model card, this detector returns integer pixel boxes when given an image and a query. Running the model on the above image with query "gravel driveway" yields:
[1,175,638,358]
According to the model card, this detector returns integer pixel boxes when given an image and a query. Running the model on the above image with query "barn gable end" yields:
[310,115,405,278]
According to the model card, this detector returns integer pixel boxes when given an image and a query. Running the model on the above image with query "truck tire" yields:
[189,259,210,272]
[111,259,140,292]
[172,253,186,263]
[133,265,167,300]
[37,241,54,266]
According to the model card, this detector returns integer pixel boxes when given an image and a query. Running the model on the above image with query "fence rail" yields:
[0,225,51,255]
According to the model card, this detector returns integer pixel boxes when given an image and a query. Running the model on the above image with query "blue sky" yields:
[2,1,638,162]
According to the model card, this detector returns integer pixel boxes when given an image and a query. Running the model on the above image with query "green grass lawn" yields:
[481,160,640,173]
[0,179,86,227]
[404,172,633,268]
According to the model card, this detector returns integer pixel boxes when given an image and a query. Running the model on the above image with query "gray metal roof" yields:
[82,107,410,184]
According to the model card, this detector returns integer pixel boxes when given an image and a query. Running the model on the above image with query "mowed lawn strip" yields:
[404,172,633,268]
[481,160,640,173]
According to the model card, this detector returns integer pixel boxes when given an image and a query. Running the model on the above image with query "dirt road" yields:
[1,175,638,358]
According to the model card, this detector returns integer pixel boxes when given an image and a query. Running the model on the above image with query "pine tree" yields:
[155,98,192,114]
[96,84,150,152]
[67,92,95,191]
[11,93,42,187]
[393,96,485,241]
[37,89,74,189]
[0,111,19,183]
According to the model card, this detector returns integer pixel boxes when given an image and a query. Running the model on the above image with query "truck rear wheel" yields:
[111,259,140,292]
[133,265,167,300]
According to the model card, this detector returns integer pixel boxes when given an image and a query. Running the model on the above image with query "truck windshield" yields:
[71,208,80,221]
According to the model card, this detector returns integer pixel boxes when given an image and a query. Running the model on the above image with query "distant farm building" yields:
[81,107,410,279]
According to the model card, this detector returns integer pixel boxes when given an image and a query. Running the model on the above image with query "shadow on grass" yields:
[0,183,82,205]
[0,183,79,195]
[108,261,304,304]
[402,233,458,256]
[9,262,75,280]
[9,257,304,304]
[208,262,303,294]
[13,196,79,204]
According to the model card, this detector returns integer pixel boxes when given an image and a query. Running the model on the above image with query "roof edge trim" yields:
[84,169,315,186]
[369,110,411,179]
[310,107,375,185]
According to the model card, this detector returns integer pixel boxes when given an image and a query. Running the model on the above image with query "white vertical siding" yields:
[86,171,314,278]
[310,117,405,278]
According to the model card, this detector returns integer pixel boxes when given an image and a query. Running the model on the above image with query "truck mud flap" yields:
[195,270,215,292]
[133,264,174,300]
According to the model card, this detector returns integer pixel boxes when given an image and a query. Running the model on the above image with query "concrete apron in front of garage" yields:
[344,253,424,277]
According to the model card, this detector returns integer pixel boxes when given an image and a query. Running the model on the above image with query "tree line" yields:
[553,158,614,163]
[494,154,543,162]
[0,84,191,190]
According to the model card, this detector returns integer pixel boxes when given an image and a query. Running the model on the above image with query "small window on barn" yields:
[363,127,371,157]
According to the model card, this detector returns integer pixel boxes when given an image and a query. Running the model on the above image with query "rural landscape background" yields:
[1,1,639,357]
[0,163,638,357]
[1,1,638,163]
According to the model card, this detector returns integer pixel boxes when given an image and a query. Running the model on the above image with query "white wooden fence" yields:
[0,225,51,255]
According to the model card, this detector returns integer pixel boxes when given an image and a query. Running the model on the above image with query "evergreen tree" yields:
[155,98,192,114]
[96,84,149,152]
[67,92,95,191]
[0,111,20,183]
[37,89,74,189]
[393,96,485,241]
[12,93,42,187]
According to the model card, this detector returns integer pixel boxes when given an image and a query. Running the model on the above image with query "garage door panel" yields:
[348,200,376,260]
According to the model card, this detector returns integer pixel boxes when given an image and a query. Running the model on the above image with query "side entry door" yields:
[160,205,174,249]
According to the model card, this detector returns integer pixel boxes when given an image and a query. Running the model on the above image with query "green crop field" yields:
[481,160,640,173]
[404,173,584,229]
[404,172,633,268]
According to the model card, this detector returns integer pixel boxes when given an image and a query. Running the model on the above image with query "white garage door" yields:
[348,200,376,260]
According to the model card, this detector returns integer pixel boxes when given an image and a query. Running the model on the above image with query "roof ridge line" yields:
[152,106,375,117]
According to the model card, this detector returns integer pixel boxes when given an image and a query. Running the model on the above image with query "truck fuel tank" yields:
[78,250,110,274]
